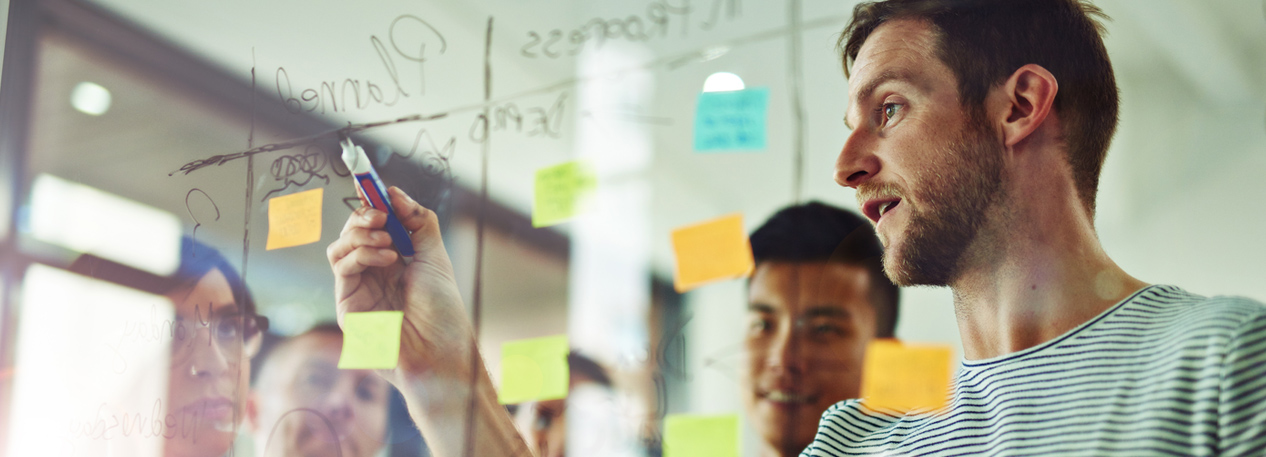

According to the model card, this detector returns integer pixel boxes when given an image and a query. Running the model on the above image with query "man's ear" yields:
[998,64,1058,148]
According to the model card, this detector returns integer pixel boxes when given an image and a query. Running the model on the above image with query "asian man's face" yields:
[742,261,879,455]
[837,19,1007,286]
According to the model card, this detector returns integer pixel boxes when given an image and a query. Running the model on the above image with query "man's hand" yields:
[325,186,471,381]
[325,186,531,457]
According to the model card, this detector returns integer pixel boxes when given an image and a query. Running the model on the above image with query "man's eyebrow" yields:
[748,303,775,313]
[844,69,919,131]
[803,306,850,319]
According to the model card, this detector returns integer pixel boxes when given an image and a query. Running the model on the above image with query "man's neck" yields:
[948,162,1147,361]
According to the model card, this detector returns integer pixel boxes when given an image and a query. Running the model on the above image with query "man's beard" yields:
[872,116,1006,287]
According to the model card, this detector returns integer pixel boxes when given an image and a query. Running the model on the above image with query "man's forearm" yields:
[396,348,533,457]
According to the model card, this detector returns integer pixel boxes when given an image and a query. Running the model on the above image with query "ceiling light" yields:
[702,72,745,93]
[70,81,112,116]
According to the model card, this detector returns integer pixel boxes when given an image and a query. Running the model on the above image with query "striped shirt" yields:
[804,285,1266,456]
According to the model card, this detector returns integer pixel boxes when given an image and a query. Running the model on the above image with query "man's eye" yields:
[882,103,902,124]
[812,324,846,338]
[749,318,772,333]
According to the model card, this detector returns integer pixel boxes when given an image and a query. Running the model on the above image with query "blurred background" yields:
[1,0,1263,455]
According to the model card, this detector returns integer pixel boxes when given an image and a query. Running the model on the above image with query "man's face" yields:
[837,19,1007,286]
[741,261,879,455]
[250,333,390,457]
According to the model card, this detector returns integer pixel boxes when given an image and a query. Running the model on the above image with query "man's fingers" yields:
[327,227,394,265]
[332,246,398,278]
[340,205,387,237]
[387,187,442,250]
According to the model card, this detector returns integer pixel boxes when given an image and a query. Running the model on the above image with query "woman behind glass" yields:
[160,237,267,457]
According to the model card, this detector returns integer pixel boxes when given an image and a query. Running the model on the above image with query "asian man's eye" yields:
[811,322,847,339]
[748,316,773,334]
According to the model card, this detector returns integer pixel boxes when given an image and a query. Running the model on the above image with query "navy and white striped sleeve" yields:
[1218,305,1266,456]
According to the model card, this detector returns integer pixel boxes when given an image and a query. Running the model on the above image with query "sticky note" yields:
[663,414,739,457]
[266,187,323,250]
[860,339,953,413]
[498,335,569,404]
[670,213,754,292]
[693,87,770,151]
[337,311,404,370]
[533,160,597,227]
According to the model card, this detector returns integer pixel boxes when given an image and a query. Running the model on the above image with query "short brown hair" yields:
[839,0,1119,215]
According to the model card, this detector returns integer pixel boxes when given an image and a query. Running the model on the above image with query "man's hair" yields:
[749,201,898,338]
[568,351,613,388]
[839,0,1119,215]
[250,322,343,386]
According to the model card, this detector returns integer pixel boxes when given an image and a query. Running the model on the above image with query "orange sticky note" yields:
[266,188,323,250]
[861,339,953,413]
[670,213,754,292]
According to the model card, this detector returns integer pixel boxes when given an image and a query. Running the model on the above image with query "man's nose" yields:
[836,128,881,188]
[765,326,807,375]
[324,386,356,424]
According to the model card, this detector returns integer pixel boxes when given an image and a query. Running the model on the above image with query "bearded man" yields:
[323,0,1266,455]
[815,0,1266,455]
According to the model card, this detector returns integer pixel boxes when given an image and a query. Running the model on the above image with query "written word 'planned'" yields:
[275,15,447,115]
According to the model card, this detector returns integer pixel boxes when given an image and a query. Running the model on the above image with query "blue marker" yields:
[341,136,415,257]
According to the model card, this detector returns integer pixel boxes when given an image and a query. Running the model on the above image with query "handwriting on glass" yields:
[274,15,447,114]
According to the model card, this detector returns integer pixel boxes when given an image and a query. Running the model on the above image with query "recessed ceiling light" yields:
[70,81,112,116]
[702,72,745,93]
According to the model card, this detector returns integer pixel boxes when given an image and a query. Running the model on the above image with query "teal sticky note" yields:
[693,87,770,152]
[337,311,404,370]
[664,414,739,457]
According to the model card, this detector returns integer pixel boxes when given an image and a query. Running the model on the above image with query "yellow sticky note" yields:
[337,311,404,370]
[498,335,569,404]
[861,339,953,413]
[266,188,323,250]
[664,414,739,457]
[533,160,597,227]
[670,213,754,292]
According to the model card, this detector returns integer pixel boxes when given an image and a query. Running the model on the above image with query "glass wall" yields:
[2,0,1264,456]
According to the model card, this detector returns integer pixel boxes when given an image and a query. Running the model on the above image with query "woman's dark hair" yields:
[170,236,257,317]
[749,201,898,338]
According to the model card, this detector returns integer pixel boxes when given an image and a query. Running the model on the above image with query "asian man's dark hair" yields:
[749,201,898,338]
[839,0,1118,215]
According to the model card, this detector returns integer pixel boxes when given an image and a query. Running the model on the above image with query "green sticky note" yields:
[693,87,769,152]
[498,335,569,404]
[337,311,404,370]
[664,414,739,457]
[533,160,597,228]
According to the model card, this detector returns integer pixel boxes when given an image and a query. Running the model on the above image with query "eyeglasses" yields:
[170,312,269,362]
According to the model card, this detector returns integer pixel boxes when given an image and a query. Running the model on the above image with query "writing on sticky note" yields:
[337,311,404,370]
[664,414,739,457]
[533,160,597,228]
[498,335,569,404]
[671,213,754,292]
[694,87,770,152]
[266,188,323,250]
[861,339,953,413]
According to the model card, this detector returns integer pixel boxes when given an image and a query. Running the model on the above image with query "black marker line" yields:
[788,0,805,204]
[184,188,220,255]
[171,15,849,176]
[464,16,493,457]
[784,1,808,451]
